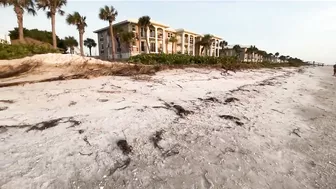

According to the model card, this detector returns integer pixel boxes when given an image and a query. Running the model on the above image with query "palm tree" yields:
[233,45,241,55]
[120,31,135,57]
[196,34,214,56]
[36,0,67,49]
[247,46,259,62]
[219,40,228,50]
[246,46,254,62]
[99,5,118,60]
[286,55,290,62]
[66,12,87,56]
[63,36,78,54]
[84,38,97,56]
[233,45,242,61]
[260,51,268,62]
[168,36,178,54]
[138,16,151,53]
[0,0,36,43]
[275,52,279,62]
[268,53,273,62]
[279,55,286,63]
[252,46,259,62]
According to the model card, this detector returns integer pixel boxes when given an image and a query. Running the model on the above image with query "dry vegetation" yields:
[0,60,41,79]
[0,53,307,88]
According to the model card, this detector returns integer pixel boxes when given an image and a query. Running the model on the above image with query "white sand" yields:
[0,66,335,189]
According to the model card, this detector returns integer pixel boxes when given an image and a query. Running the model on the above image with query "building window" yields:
[100,35,104,42]
[190,36,193,44]
[132,25,136,32]
[150,29,155,38]
[140,27,145,37]
[150,42,155,52]
[101,44,104,50]
[100,50,104,54]
[141,41,145,52]
[168,33,171,38]
[132,40,136,46]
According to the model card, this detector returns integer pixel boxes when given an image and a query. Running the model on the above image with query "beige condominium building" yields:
[93,19,224,60]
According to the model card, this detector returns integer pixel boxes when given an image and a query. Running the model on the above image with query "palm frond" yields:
[46,11,51,18]
[99,7,107,20]
[65,14,74,24]
[36,0,48,11]
[0,1,9,7]
[99,5,118,22]
[104,5,110,13]
[138,15,151,27]
[67,11,87,31]
[36,0,67,16]
[58,9,65,16]
[59,0,67,7]
[27,8,37,16]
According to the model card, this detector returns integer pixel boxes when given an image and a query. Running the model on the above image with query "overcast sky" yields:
[1,1,335,64]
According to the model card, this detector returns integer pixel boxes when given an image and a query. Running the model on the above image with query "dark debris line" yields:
[219,114,244,126]
[117,139,133,155]
[155,99,194,118]
[0,100,15,104]
[108,139,133,176]
[0,117,81,133]
[150,130,180,158]
[0,106,8,111]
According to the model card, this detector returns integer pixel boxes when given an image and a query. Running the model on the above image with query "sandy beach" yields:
[0,65,335,189]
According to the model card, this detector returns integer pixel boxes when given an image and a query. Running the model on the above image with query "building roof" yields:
[175,28,202,36]
[93,26,109,33]
[165,27,176,32]
[211,35,223,40]
[93,19,170,33]
[228,44,250,48]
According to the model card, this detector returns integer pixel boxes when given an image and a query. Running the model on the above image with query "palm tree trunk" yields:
[128,43,131,58]
[89,47,92,56]
[51,13,57,49]
[79,31,84,56]
[109,22,115,60]
[14,6,24,43]
[172,42,174,54]
[145,26,150,53]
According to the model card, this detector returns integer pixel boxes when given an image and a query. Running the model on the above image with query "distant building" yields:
[0,34,11,44]
[220,44,280,63]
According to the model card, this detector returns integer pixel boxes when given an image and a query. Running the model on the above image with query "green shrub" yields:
[128,54,305,70]
[129,54,237,65]
[0,43,60,60]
